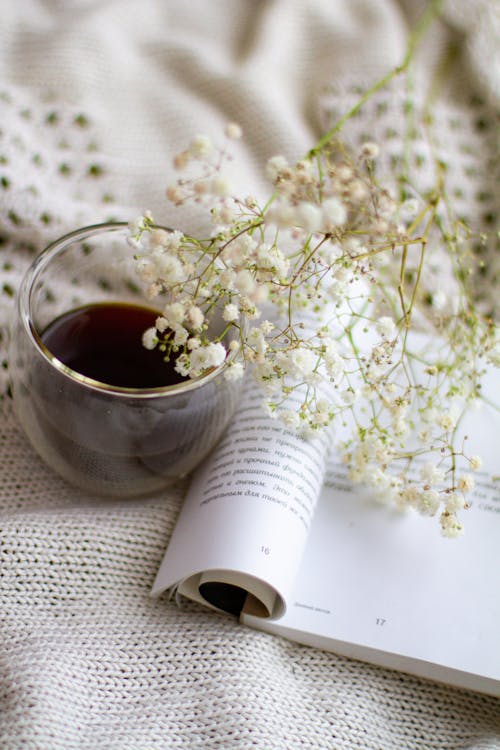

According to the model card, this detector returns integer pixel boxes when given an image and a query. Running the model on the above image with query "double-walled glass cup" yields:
[9,222,242,497]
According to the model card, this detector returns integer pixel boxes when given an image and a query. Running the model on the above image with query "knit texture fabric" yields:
[1,1,499,748]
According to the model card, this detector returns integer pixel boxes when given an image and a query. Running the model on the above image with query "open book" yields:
[153,374,500,697]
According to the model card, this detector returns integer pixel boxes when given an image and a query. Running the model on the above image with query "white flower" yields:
[211,175,232,196]
[154,253,186,284]
[445,492,466,513]
[400,198,419,221]
[367,468,391,490]
[235,269,256,295]
[341,389,359,405]
[440,511,463,538]
[145,282,161,300]
[318,242,343,264]
[164,302,185,326]
[457,474,475,492]
[417,489,440,516]
[166,185,186,204]
[247,327,268,356]
[149,228,171,249]
[142,327,157,350]
[188,134,213,158]
[128,214,150,242]
[280,410,301,430]
[187,306,204,330]
[432,290,447,311]
[437,412,456,431]
[376,316,396,339]
[174,353,191,377]
[266,155,288,181]
[173,325,189,345]
[135,258,156,283]
[223,361,244,381]
[225,122,242,139]
[470,455,482,471]
[290,347,318,377]
[155,316,168,333]
[223,303,240,322]
[296,202,323,233]
[348,179,368,203]
[321,198,347,230]
[172,151,190,170]
[259,320,275,335]
[360,141,380,159]
[189,342,227,375]
[266,199,296,229]
[399,485,418,508]
[219,269,236,289]
[420,462,445,486]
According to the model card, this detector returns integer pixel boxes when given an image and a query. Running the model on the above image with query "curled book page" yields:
[151,378,333,619]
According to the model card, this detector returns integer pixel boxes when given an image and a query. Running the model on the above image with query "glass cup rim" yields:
[18,221,242,399]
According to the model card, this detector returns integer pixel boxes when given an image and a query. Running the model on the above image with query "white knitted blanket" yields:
[0,1,499,748]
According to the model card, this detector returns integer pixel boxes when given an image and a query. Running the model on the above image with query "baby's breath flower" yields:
[142,327,157,350]
[166,185,186,204]
[128,120,497,538]
[173,151,190,170]
[155,316,168,333]
[418,489,440,516]
[187,306,204,330]
[225,122,242,139]
[420,462,445,486]
[437,412,456,431]
[341,389,359,406]
[470,455,483,471]
[296,202,323,233]
[210,174,232,196]
[188,134,213,158]
[223,303,239,322]
[174,353,191,377]
[223,361,245,381]
[234,269,256,295]
[360,141,380,159]
[266,155,288,182]
[457,474,475,492]
[376,316,396,339]
[445,491,467,513]
[440,511,464,538]
[164,302,185,326]
[321,197,347,229]
[190,342,227,376]
[280,410,301,430]
[290,347,317,377]
[266,198,296,229]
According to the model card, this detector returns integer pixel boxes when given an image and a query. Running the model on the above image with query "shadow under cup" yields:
[9,222,242,497]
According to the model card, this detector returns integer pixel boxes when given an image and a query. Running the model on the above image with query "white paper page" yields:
[152,379,332,618]
[245,395,500,695]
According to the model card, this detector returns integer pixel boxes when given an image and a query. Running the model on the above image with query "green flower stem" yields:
[307,0,444,159]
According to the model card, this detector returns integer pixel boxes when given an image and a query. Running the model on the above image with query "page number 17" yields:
[376,617,386,626]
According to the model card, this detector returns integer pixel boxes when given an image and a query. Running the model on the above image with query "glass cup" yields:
[9,222,242,497]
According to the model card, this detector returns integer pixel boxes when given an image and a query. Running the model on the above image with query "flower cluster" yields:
[129,117,497,538]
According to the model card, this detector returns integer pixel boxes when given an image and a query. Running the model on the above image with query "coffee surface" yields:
[40,302,186,388]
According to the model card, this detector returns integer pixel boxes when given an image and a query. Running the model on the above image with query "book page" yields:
[244,387,500,695]
[152,378,333,618]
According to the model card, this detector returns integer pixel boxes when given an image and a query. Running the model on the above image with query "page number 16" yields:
[261,546,271,555]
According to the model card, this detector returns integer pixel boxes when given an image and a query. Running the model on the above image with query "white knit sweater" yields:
[0,2,499,748]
